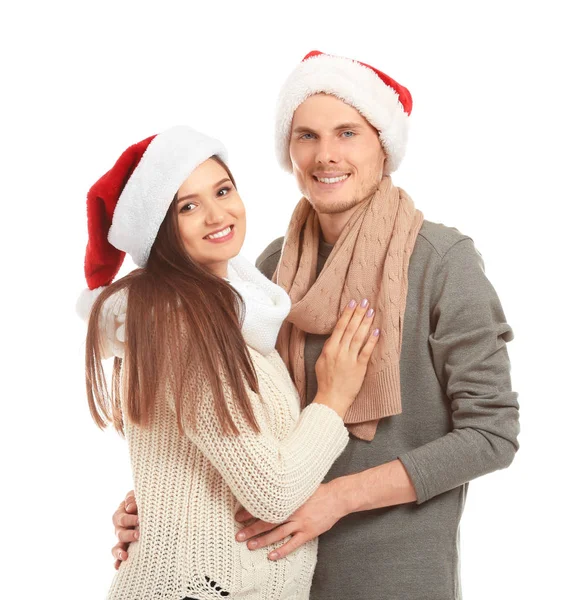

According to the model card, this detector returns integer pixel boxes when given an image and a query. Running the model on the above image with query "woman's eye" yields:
[217,187,231,197]
[180,203,197,213]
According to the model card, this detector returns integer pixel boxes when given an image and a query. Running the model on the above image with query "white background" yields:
[2,1,569,598]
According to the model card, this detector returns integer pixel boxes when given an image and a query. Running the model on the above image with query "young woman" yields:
[80,125,379,600]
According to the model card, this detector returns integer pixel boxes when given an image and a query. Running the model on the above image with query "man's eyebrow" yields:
[177,178,231,203]
[334,122,363,131]
[292,125,318,135]
[292,123,363,135]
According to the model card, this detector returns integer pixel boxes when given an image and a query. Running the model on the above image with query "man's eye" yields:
[342,131,355,138]
[300,133,315,140]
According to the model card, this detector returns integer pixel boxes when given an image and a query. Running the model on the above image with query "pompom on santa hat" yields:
[77,125,228,320]
[275,50,412,175]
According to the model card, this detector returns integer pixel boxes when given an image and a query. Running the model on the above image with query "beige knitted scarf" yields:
[273,176,424,441]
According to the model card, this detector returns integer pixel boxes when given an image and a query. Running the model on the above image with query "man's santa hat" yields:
[77,125,228,320]
[275,50,412,174]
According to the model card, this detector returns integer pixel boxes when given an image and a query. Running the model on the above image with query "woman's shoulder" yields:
[98,288,129,359]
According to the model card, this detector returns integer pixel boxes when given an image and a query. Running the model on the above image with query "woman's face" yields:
[176,158,246,278]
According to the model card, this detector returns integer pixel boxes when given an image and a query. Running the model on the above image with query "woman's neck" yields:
[206,260,229,279]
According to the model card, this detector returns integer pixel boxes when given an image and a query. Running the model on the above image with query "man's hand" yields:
[234,483,345,561]
[111,490,139,570]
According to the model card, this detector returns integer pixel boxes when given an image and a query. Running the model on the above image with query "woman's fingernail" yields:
[366,308,374,318]
[249,541,258,549]
[134,531,139,540]
[237,532,246,541]
[348,299,357,309]
[373,329,380,337]
[126,504,132,512]
[360,299,369,308]
[269,551,279,560]
[118,551,124,560]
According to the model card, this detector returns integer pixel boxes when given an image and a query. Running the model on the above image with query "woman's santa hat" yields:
[77,125,228,320]
[275,50,413,175]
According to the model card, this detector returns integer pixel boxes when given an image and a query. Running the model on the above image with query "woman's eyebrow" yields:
[177,178,231,203]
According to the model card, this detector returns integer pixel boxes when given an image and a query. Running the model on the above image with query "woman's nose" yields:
[204,208,225,225]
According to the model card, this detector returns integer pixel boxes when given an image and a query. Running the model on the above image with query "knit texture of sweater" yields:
[101,260,350,600]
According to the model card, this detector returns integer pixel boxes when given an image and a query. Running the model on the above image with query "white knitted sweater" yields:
[101,257,349,600]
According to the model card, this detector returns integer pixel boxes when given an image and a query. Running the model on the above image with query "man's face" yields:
[289,93,386,214]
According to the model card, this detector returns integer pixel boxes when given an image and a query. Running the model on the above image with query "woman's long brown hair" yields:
[85,159,260,437]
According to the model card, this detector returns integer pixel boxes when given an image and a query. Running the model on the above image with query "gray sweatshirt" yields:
[256,220,519,600]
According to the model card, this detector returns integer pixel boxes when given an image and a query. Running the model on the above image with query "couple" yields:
[80,51,520,600]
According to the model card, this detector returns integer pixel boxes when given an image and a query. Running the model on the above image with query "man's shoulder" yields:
[415,220,473,260]
[255,237,284,279]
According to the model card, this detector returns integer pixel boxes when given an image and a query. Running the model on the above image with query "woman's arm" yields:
[176,367,349,524]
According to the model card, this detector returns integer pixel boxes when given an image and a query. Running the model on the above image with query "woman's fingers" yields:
[358,328,381,364]
[327,299,358,347]
[349,304,376,352]
[339,299,370,348]
[329,298,371,349]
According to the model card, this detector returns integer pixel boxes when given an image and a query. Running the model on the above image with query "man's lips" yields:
[312,172,350,178]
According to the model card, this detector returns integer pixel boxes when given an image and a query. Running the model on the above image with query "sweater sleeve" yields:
[176,364,349,523]
[398,238,520,504]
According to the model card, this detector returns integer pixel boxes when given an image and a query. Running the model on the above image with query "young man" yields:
[112,51,519,600]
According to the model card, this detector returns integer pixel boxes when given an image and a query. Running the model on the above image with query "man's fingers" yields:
[246,523,297,550]
[117,528,139,544]
[235,508,254,523]
[112,542,129,562]
[268,532,308,561]
[114,513,139,530]
[236,519,277,542]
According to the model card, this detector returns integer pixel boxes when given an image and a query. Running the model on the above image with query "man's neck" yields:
[317,203,361,245]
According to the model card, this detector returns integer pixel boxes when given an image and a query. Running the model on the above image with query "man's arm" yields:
[240,237,519,559]
[396,237,519,503]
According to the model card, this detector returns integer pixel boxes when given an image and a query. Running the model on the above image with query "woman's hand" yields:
[111,490,139,570]
[314,299,379,418]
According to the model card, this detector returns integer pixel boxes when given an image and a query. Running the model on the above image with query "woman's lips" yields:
[204,224,235,244]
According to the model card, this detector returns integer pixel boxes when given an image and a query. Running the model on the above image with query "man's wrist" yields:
[329,459,418,516]
[329,474,363,516]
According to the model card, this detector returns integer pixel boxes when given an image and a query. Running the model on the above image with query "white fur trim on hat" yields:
[275,54,409,175]
[76,286,106,321]
[108,125,229,267]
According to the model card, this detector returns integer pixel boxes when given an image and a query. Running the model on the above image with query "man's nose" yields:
[315,138,340,164]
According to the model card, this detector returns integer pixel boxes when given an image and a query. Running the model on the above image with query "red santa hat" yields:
[77,125,228,320]
[275,50,413,174]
